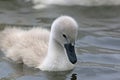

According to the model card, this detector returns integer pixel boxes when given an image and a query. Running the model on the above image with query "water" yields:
[0,1,120,80]
[28,0,120,9]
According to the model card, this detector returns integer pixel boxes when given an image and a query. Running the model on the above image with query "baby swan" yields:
[0,16,78,71]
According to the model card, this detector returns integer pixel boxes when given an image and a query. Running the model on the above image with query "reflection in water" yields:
[71,73,77,80]
[40,71,72,80]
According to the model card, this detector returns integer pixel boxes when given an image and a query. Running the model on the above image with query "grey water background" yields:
[0,0,120,80]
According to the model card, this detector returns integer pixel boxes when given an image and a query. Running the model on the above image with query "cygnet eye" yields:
[62,34,70,43]
[62,34,67,39]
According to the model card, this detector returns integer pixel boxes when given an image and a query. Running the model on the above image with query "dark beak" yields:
[64,43,77,64]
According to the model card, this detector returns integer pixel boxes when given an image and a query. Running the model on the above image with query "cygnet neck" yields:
[39,26,74,71]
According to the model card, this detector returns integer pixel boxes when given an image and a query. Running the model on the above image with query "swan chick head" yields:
[51,16,78,44]
[51,16,78,64]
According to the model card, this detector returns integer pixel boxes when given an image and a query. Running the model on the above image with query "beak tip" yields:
[71,59,77,64]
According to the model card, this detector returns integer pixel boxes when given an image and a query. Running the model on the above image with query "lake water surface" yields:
[0,1,120,80]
